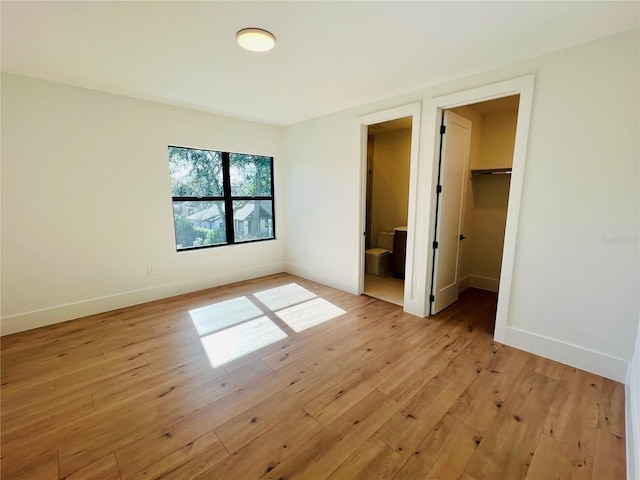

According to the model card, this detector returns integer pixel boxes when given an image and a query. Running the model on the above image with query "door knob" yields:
[459,234,466,240]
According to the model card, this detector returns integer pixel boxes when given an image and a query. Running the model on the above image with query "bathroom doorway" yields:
[363,116,412,306]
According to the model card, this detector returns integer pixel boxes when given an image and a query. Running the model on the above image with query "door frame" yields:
[423,75,535,342]
[356,102,422,306]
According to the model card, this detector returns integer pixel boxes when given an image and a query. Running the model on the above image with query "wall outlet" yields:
[147,266,156,275]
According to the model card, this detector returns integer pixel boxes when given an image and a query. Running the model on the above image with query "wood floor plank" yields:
[533,356,573,381]
[392,414,481,480]
[458,474,477,480]
[298,305,406,371]
[64,454,121,480]
[525,434,592,480]
[125,431,226,480]
[592,429,626,480]
[0,276,627,480]
[214,336,397,452]
[448,346,529,434]
[2,393,95,442]
[542,368,601,457]
[118,430,228,480]
[327,437,406,480]
[89,358,213,412]
[260,315,373,370]
[3,356,150,433]
[54,355,150,393]
[460,332,502,369]
[57,360,272,478]
[375,353,479,458]
[0,451,58,480]
[303,340,419,426]
[258,389,401,480]
[464,369,559,480]
[260,303,401,372]
[213,366,347,453]
[1,349,106,396]
[598,378,626,439]
[166,360,310,435]
[377,331,473,405]
[196,409,324,480]
[0,378,55,407]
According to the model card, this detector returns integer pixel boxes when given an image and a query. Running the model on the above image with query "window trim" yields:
[169,145,276,252]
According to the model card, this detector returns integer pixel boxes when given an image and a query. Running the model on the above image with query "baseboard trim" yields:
[458,275,471,292]
[1,262,285,336]
[468,275,499,293]
[504,326,629,382]
[284,262,358,296]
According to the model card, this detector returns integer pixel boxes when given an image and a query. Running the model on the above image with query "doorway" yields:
[355,75,534,344]
[430,95,520,323]
[357,102,422,309]
[363,116,412,306]
[422,75,535,345]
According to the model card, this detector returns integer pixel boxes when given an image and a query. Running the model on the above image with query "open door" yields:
[430,110,471,314]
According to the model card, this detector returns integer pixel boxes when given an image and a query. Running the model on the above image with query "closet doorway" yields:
[430,95,520,324]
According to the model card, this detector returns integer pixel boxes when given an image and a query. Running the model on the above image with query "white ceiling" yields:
[2,1,638,126]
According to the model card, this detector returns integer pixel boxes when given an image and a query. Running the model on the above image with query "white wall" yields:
[283,110,361,294]
[478,110,518,170]
[1,74,285,334]
[466,177,511,291]
[371,129,411,242]
[283,29,639,381]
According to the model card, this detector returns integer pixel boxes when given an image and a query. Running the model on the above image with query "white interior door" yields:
[430,110,471,314]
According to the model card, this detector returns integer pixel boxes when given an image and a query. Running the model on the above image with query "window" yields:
[168,146,275,251]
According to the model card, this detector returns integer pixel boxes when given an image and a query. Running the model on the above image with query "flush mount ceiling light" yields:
[236,28,276,52]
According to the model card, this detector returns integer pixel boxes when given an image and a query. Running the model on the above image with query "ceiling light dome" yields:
[236,28,276,52]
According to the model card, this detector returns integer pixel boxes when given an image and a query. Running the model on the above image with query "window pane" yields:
[229,154,272,197]
[232,200,274,242]
[168,147,223,197]
[173,201,226,249]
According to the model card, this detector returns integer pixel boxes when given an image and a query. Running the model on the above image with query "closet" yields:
[451,95,519,295]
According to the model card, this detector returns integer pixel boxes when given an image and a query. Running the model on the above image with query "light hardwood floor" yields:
[1,273,626,479]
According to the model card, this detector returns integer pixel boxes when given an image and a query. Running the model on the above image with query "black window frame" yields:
[169,145,276,252]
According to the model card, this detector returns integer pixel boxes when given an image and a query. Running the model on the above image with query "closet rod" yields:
[471,168,512,176]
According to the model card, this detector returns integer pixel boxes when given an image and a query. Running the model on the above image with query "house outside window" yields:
[168,146,275,251]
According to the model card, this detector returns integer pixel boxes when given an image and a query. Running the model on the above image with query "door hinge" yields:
[432,241,439,249]
[436,185,442,194]
[429,294,435,302]
[440,125,446,135]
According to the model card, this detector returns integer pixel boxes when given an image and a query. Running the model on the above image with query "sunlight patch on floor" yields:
[189,296,263,336]
[191,282,347,367]
[276,297,346,333]
[200,317,288,367]
[253,283,317,311]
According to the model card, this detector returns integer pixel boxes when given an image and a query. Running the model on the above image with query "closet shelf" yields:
[471,168,512,177]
